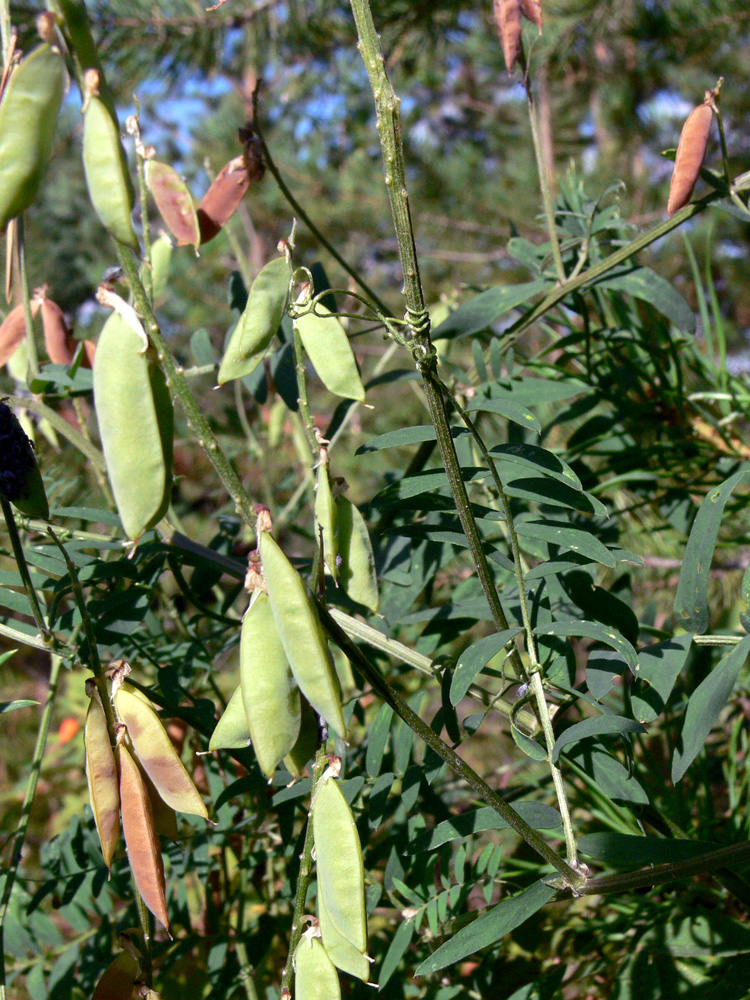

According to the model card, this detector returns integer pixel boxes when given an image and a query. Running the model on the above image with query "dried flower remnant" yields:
[520,0,543,31]
[667,99,713,216]
[493,0,523,74]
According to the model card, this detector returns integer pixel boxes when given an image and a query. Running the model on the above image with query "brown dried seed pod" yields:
[197,155,251,245]
[38,292,93,367]
[520,0,543,30]
[118,740,170,934]
[667,102,713,217]
[147,160,200,249]
[0,299,40,367]
[493,0,523,74]
[84,684,121,871]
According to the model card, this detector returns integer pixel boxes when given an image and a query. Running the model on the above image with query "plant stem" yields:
[279,749,329,997]
[348,0,512,644]
[252,93,388,319]
[1,498,50,639]
[292,323,318,458]
[114,245,257,528]
[524,75,565,284]
[509,189,724,339]
[0,654,62,1000]
[17,217,39,379]
[317,599,584,888]
[552,841,750,898]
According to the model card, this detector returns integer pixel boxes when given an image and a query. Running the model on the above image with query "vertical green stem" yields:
[1,499,50,638]
[279,748,329,997]
[349,0,508,627]
[0,654,62,1000]
[525,78,565,284]
[114,245,258,528]
[0,0,10,65]
[17,217,39,379]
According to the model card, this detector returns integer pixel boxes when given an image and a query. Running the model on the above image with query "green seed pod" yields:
[147,160,200,249]
[209,684,252,751]
[314,455,338,581]
[295,300,365,401]
[114,683,208,819]
[240,590,301,778]
[260,532,346,738]
[335,496,378,612]
[283,695,320,777]
[84,683,120,871]
[217,256,289,384]
[317,889,372,982]
[149,231,173,302]
[0,400,50,520]
[82,71,139,251]
[93,312,173,540]
[0,44,67,233]
[313,771,370,979]
[293,934,341,1000]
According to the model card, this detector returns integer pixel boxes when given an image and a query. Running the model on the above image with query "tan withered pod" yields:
[667,98,714,216]
[84,678,120,872]
[36,286,95,366]
[116,731,171,935]
[113,679,209,820]
[197,155,251,245]
[0,299,39,367]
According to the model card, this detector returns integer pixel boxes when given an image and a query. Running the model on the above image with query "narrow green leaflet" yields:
[0,699,38,713]
[502,478,608,517]
[489,443,582,490]
[365,703,394,778]
[356,425,468,454]
[378,918,415,990]
[568,745,649,804]
[217,256,289,384]
[536,621,639,673]
[552,715,645,763]
[415,881,556,975]
[464,396,541,434]
[431,280,548,340]
[450,628,523,705]
[484,377,591,406]
[514,520,617,568]
[411,803,561,852]
[578,833,720,866]
[591,266,696,334]
[357,425,436,453]
[672,634,750,783]
[674,466,750,633]
[631,635,692,724]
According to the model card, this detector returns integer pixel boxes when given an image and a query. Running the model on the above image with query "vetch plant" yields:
[1,1,750,998]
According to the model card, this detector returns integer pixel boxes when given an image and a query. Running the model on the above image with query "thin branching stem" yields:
[0,654,62,1000]
[279,748,328,997]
